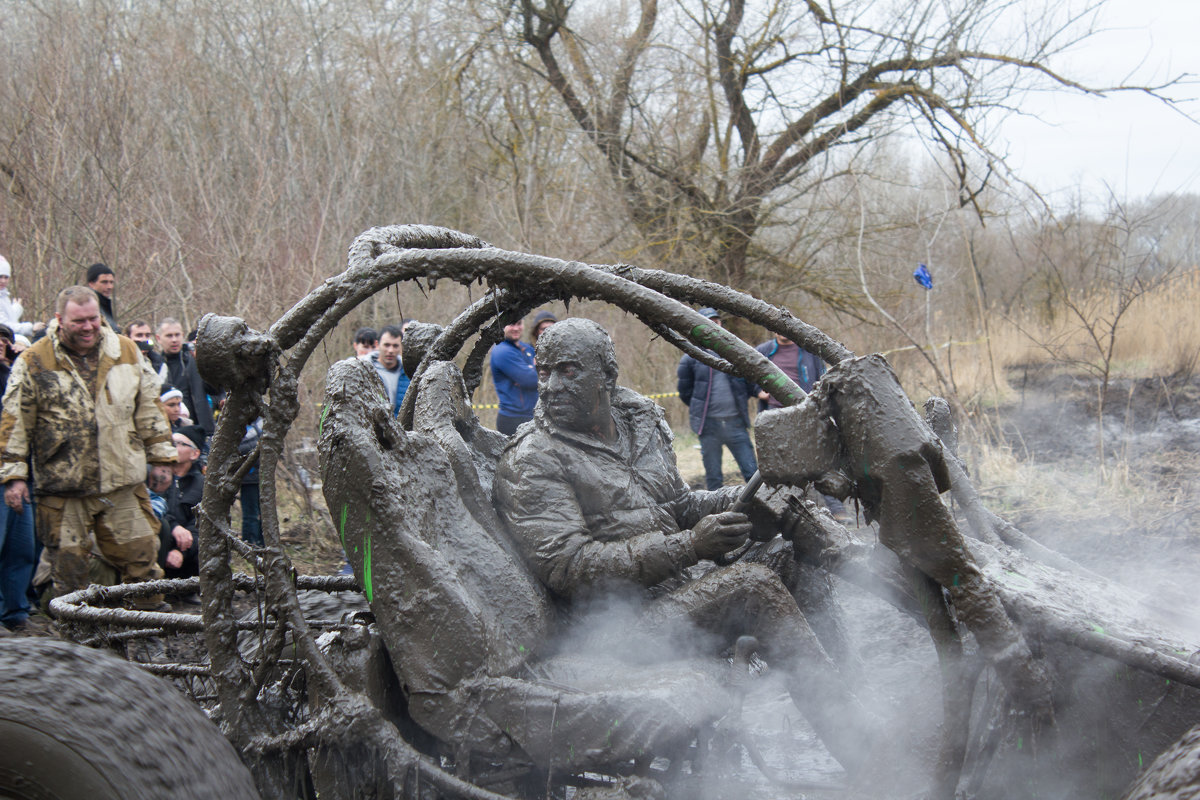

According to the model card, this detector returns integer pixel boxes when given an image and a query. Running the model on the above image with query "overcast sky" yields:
[998,0,1200,202]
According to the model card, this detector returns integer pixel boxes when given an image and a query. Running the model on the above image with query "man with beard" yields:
[493,318,875,774]
[0,286,175,609]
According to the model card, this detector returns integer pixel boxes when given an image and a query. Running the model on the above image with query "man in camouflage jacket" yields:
[0,286,176,608]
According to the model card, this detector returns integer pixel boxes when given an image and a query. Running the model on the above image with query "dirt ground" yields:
[976,367,1200,594]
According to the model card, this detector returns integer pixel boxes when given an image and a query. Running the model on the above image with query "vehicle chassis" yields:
[51,225,1200,800]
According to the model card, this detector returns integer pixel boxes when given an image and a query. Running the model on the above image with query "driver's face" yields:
[536,340,610,434]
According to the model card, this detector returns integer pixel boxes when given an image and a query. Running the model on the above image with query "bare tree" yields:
[1007,193,1194,472]
[0,0,513,329]
[498,0,1174,307]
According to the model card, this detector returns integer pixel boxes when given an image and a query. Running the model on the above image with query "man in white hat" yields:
[159,386,193,429]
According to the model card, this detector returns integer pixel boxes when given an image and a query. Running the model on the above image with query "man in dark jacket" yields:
[125,320,165,373]
[676,308,757,490]
[85,263,118,330]
[157,426,205,583]
[155,318,214,435]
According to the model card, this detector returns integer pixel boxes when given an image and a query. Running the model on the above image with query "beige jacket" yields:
[0,322,176,496]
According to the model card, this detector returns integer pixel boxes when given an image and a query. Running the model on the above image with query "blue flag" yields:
[913,263,933,290]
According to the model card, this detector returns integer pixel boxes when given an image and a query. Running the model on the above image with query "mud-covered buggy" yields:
[24,225,1200,800]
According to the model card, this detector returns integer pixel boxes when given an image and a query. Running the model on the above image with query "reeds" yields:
[879,267,1200,410]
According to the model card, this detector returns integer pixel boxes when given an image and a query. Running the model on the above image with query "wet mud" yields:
[122,223,1200,799]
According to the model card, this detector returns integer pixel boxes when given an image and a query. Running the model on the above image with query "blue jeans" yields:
[698,416,758,491]
[0,499,36,627]
[496,413,533,436]
[240,483,263,547]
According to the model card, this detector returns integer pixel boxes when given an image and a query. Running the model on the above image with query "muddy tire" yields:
[1120,723,1200,800]
[0,638,259,800]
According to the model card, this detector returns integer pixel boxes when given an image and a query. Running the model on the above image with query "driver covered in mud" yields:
[494,318,875,774]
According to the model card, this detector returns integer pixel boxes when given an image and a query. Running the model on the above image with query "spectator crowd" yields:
[0,256,264,636]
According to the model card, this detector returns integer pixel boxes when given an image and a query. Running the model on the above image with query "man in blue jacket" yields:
[490,317,538,435]
[676,308,757,490]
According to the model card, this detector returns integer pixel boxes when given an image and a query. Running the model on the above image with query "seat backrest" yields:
[319,359,552,702]
[411,362,510,534]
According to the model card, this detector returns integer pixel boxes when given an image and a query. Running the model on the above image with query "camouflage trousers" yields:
[37,484,165,609]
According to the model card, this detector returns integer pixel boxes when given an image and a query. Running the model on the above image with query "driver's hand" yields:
[691,511,752,560]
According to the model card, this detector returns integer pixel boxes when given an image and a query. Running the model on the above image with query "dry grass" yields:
[878,268,1200,410]
[965,429,1200,550]
[1111,271,1200,378]
[829,273,1200,537]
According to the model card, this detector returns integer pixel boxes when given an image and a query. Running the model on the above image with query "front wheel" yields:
[0,638,259,800]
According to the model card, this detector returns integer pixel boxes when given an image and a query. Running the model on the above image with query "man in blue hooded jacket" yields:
[490,317,538,435]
